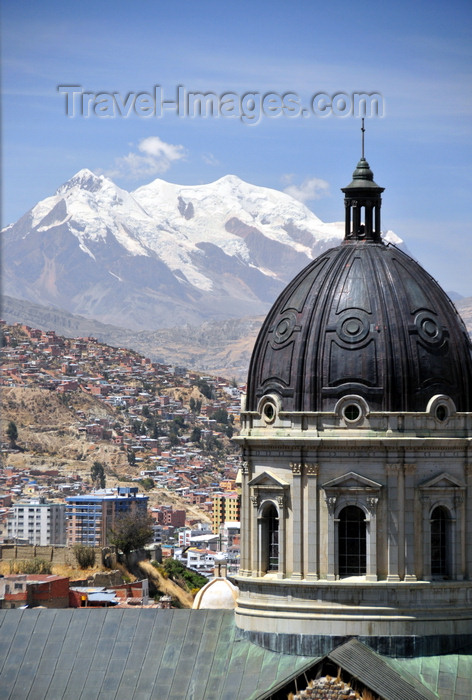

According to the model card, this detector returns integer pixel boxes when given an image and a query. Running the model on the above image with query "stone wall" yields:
[0,544,110,567]
[294,676,376,699]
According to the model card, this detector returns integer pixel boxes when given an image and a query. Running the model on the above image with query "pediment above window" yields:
[420,472,465,491]
[248,471,289,490]
[322,471,383,491]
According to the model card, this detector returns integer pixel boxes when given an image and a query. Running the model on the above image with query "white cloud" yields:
[106,136,187,179]
[202,152,220,166]
[283,177,330,203]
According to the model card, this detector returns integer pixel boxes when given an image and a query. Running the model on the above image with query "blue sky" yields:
[3,0,472,295]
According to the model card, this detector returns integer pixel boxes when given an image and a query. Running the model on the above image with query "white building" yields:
[7,498,66,545]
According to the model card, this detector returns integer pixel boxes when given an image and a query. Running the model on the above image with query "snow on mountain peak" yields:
[3,167,406,331]
[56,168,105,195]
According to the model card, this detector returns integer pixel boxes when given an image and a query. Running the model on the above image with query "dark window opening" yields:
[435,404,448,422]
[344,403,361,422]
[431,506,449,578]
[266,504,279,571]
[338,505,366,576]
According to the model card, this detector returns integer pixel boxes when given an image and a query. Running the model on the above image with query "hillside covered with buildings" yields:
[0,321,243,590]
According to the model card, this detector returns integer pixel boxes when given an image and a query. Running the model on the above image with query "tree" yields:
[190,427,202,444]
[6,420,18,448]
[73,544,96,569]
[91,461,106,488]
[140,477,155,491]
[210,408,229,425]
[108,510,155,554]
[196,379,214,400]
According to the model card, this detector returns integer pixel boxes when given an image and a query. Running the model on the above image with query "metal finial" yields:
[361,118,365,159]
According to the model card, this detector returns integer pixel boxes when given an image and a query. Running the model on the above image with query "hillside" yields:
[1,294,262,379]
[3,293,472,381]
[1,324,241,524]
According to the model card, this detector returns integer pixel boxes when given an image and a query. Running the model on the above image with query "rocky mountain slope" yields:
[3,293,471,380]
[2,169,402,331]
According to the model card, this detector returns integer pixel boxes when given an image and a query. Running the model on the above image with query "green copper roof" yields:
[1,609,471,700]
[386,648,472,700]
[0,609,316,700]
[342,156,384,191]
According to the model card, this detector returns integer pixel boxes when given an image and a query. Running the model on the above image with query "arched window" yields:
[338,505,366,576]
[266,504,279,571]
[431,506,449,578]
[259,502,279,573]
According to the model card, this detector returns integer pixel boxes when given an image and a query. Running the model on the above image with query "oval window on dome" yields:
[335,395,369,425]
[258,394,281,424]
[435,404,448,422]
[426,395,456,422]
[263,402,275,422]
[343,403,362,422]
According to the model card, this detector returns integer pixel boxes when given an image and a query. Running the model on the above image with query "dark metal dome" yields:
[246,160,472,414]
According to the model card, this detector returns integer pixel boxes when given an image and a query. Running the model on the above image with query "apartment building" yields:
[66,487,148,546]
[6,498,66,545]
[211,492,240,534]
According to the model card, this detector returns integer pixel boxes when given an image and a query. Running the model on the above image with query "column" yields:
[421,493,431,580]
[240,459,251,576]
[325,496,337,581]
[276,495,286,579]
[365,201,373,238]
[375,203,381,238]
[386,464,401,581]
[466,463,472,580]
[404,463,417,581]
[366,497,378,581]
[454,491,465,580]
[352,200,360,235]
[251,494,260,577]
[344,199,351,237]
[306,463,319,581]
[290,462,303,580]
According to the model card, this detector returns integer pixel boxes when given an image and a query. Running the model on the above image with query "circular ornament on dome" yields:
[426,394,456,422]
[335,395,370,425]
[336,312,370,344]
[415,312,443,345]
[273,311,297,345]
[258,393,281,424]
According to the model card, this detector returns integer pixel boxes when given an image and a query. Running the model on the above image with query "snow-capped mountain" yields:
[2,169,402,330]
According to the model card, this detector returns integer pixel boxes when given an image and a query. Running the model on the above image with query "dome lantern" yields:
[341,119,384,242]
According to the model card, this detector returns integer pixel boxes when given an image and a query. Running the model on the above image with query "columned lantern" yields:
[234,131,472,658]
[341,123,384,242]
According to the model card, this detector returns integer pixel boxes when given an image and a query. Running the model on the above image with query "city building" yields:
[6,498,66,545]
[211,491,240,534]
[0,574,70,609]
[66,487,148,546]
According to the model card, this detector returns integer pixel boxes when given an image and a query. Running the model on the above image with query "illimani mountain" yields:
[2,169,402,331]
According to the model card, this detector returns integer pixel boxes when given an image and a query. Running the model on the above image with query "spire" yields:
[341,121,385,242]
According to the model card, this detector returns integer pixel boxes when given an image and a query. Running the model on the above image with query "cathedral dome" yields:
[246,165,472,415]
